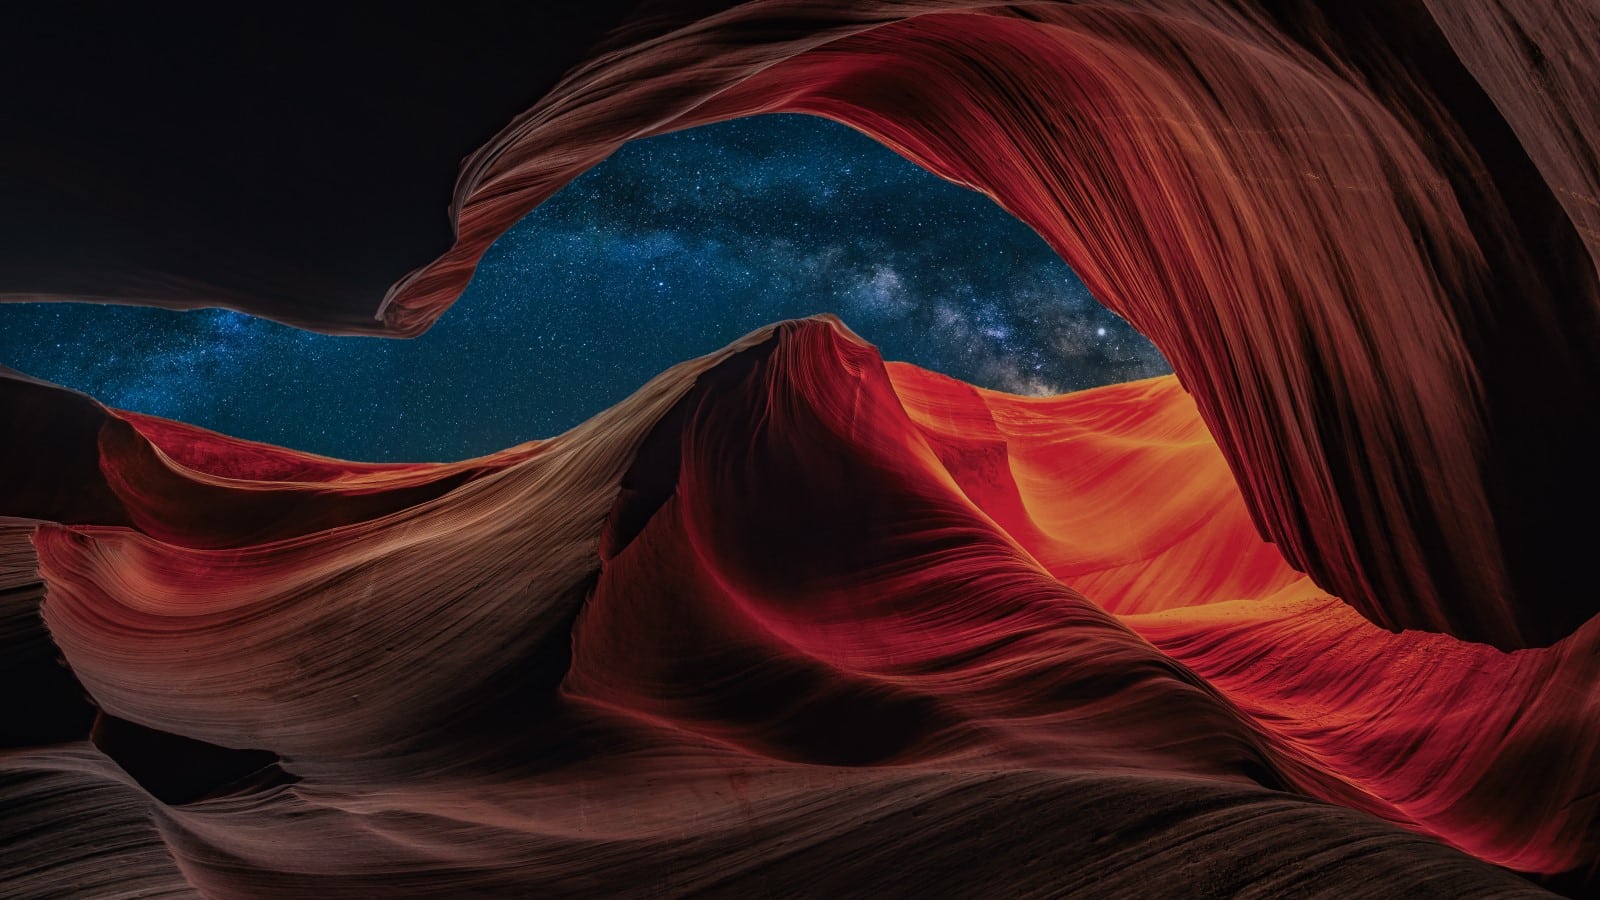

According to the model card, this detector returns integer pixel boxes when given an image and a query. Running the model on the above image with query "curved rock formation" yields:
[2,318,1595,895]
[4,1,1599,894]
[381,0,1600,651]
[8,1,1597,648]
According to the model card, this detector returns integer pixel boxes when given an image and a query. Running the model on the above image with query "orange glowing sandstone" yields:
[4,320,1593,896]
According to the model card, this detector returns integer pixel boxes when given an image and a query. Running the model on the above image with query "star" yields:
[0,115,1169,461]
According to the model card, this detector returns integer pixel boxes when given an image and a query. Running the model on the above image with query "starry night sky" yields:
[0,114,1168,462]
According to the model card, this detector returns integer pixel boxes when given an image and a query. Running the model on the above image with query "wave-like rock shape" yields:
[367,0,1600,652]
[2,318,1595,895]
[13,2,1593,649]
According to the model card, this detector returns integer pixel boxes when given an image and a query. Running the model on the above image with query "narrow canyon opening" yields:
[0,114,1168,462]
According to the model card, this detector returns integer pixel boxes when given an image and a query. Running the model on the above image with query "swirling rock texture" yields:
[4,1,1600,897]
[2,317,1596,896]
